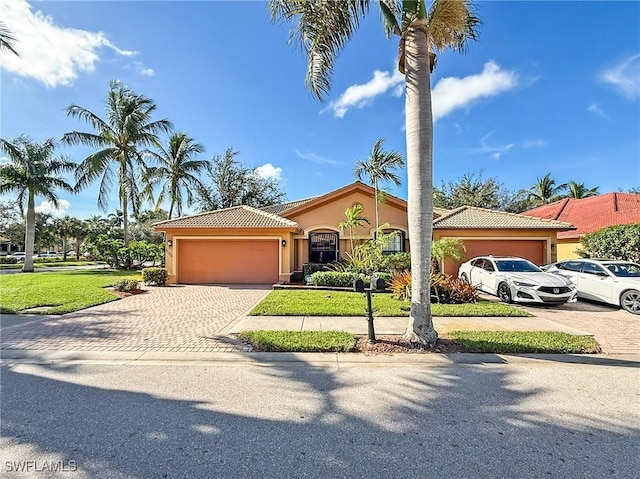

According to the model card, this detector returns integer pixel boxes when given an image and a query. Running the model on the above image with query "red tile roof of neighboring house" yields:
[523,193,640,239]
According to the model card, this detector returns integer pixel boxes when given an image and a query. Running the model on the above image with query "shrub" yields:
[0,256,18,264]
[112,279,140,292]
[383,252,411,273]
[579,223,640,263]
[303,262,331,279]
[390,271,478,304]
[142,267,168,286]
[310,271,364,288]
[391,271,412,301]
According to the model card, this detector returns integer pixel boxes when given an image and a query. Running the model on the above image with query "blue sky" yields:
[1,0,639,219]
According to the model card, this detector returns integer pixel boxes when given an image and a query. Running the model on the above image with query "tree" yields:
[0,21,19,56]
[338,203,370,254]
[526,173,567,206]
[579,223,640,263]
[270,0,480,346]
[68,217,86,260]
[434,172,503,210]
[146,132,208,218]
[0,136,75,272]
[196,148,286,211]
[431,238,466,273]
[63,80,172,245]
[566,181,599,199]
[52,215,76,260]
[353,138,405,232]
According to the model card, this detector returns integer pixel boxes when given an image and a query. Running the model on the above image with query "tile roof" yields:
[523,193,640,238]
[433,207,450,218]
[260,197,318,215]
[433,206,575,230]
[153,205,299,229]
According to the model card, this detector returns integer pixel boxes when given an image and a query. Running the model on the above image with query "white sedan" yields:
[544,259,640,315]
[458,256,577,305]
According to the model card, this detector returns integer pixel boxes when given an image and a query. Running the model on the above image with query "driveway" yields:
[0,285,271,353]
[514,299,640,355]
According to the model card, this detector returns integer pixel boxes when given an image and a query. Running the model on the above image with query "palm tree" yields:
[566,181,599,199]
[270,0,480,346]
[339,203,370,253]
[527,173,567,206]
[431,238,465,273]
[52,216,76,260]
[146,132,208,218]
[0,21,19,56]
[68,217,86,260]
[353,138,405,233]
[63,80,172,244]
[0,136,75,272]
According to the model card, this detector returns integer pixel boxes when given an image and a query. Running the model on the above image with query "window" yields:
[309,232,338,264]
[582,262,607,276]
[381,230,405,254]
[559,261,584,273]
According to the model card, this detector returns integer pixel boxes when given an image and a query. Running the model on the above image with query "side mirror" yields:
[370,274,386,292]
[353,278,365,293]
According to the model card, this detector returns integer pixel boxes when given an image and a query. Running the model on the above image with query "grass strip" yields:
[448,330,601,354]
[249,289,531,317]
[239,330,357,352]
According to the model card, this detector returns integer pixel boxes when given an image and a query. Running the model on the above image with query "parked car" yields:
[66,251,77,257]
[458,256,577,305]
[39,251,60,258]
[9,252,26,262]
[543,259,640,315]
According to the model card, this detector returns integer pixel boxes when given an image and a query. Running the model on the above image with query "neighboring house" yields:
[523,192,640,260]
[0,236,11,256]
[154,182,574,284]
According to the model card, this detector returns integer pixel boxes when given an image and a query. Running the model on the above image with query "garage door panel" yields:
[178,240,279,284]
[445,239,545,276]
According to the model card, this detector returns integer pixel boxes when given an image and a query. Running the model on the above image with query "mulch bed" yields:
[354,335,466,354]
[109,288,147,299]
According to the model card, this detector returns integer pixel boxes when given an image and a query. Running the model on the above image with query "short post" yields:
[365,289,376,344]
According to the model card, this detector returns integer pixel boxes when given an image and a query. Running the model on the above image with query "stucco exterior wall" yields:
[557,239,581,260]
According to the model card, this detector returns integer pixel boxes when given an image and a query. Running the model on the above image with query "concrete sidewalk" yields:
[228,315,591,336]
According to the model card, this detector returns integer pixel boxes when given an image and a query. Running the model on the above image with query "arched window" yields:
[381,230,405,254]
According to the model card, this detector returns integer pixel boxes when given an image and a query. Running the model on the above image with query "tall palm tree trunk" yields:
[403,19,438,346]
[374,178,379,233]
[122,194,129,246]
[23,190,36,273]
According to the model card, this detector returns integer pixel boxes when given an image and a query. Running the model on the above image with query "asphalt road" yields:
[1,358,639,478]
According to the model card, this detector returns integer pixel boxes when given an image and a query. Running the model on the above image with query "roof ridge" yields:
[434,204,574,227]
[240,205,298,227]
[152,204,249,226]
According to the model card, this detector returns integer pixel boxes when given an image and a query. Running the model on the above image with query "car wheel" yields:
[460,273,469,283]
[620,290,640,315]
[497,282,512,303]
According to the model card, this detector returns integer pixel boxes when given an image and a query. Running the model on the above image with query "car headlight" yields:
[513,281,536,288]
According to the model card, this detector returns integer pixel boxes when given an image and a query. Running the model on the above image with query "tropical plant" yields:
[526,173,567,206]
[578,223,640,263]
[270,0,481,346]
[63,80,172,245]
[196,148,286,211]
[0,21,19,56]
[333,230,398,276]
[338,203,370,253]
[566,181,599,199]
[431,237,466,272]
[0,136,75,272]
[146,132,208,218]
[354,138,405,232]
[52,215,76,260]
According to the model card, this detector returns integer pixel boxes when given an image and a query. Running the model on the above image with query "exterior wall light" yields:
[281,239,287,247]
[167,240,173,247]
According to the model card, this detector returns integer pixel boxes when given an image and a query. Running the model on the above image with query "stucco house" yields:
[154,182,574,284]
[523,192,640,260]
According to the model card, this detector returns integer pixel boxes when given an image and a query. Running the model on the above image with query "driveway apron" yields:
[0,285,271,353]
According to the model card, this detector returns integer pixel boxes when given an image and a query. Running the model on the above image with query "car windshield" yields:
[494,260,541,273]
[604,262,640,277]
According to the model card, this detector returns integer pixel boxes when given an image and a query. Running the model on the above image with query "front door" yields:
[309,232,338,264]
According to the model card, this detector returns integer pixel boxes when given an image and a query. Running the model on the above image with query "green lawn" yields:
[239,330,357,352]
[0,261,105,270]
[249,289,531,317]
[447,331,601,354]
[0,270,142,315]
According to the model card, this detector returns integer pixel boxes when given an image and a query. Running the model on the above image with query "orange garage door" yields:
[446,239,545,276]
[178,239,279,284]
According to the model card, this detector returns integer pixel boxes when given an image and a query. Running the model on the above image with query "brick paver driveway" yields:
[516,300,640,354]
[1,285,271,353]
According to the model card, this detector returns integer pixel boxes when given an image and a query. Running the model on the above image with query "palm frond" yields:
[0,21,20,56]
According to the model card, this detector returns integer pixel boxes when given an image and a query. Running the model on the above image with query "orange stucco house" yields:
[154,182,574,284]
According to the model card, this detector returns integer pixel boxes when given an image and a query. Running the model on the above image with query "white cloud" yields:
[600,54,640,99]
[295,150,342,166]
[326,69,404,118]
[432,61,518,122]
[140,68,155,77]
[587,103,610,120]
[0,0,137,87]
[521,139,548,149]
[254,163,282,181]
[35,199,70,216]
